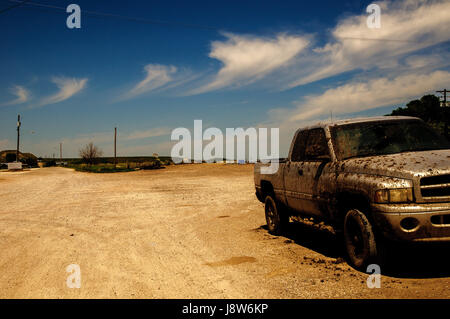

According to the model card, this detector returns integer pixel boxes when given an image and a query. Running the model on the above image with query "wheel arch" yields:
[260,180,275,199]
[335,191,372,223]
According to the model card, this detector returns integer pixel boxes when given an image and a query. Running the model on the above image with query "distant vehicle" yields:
[254,116,450,269]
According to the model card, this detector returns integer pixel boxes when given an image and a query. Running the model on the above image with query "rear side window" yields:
[304,129,330,160]
[290,130,308,162]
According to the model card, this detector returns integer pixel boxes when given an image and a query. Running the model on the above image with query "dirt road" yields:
[0,165,449,298]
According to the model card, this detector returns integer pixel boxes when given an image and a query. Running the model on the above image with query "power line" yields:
[0,0,30,15]
[3,0,220,31]
[2,0,439,44]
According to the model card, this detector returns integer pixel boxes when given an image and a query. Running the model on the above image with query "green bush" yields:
[140,159,163,170]
[69,164,134,173]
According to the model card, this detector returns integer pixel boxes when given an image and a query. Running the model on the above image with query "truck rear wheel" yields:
[344,209,378,270]
[264,195,288,235]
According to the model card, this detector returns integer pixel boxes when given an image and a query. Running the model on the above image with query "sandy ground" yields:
[0,165,449,299]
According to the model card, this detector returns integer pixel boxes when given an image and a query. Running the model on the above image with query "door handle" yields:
[298,169,303,176]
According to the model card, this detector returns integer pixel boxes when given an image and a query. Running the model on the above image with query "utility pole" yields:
[114,127,117,168]
[16,114,21,162]
[436,89,449,139]
[60,143,62,162]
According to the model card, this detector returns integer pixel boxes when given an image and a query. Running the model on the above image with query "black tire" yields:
[344,209,379,270]
[264,195,289,235]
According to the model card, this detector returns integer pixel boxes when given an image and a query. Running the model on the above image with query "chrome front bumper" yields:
[371,203,450,242]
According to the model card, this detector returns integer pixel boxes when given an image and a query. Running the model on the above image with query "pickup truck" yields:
[254,116,450,269]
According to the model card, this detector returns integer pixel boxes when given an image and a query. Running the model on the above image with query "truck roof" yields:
[297,116,422,132]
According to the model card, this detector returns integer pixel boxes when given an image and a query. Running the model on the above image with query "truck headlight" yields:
[374,188,414,203]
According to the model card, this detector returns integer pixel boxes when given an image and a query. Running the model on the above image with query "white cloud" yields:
[191,33,309,94]
[262,70,450,155]
[28,127,171,157]
[1,85,30,106]
[38,77,88,107]
[60,127,170,146]
[274,70,450,124]
[123,127,171,141]
[404,54,445,69]
[186,1,449,94]
[123,64,177,99]
[287,0,450,88]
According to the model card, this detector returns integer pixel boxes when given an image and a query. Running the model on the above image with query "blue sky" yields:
[0,0,449,157]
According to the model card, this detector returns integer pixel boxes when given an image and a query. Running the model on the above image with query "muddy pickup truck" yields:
[254,116,450,269]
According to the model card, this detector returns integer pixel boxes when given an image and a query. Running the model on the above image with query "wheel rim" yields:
[266,201,276,229]
[347,217,365,259]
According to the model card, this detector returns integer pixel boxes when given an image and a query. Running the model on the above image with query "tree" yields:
[79,142,103,165]
[389,94,448,139]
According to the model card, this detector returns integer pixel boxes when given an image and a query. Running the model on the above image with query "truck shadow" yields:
[268,222,343,258]
[270,222,450,279]
[380,242,450,279]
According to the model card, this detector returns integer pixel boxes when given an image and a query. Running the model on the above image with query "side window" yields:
[304,129,330,160]
[290,130,308,162]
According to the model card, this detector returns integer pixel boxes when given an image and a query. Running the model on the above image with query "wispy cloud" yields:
[1,85,30,106]
[286,0,450,88]
[37,77,88,107]
[190,33,309,94]
[116,140,175,156]
[249,0,450,155]
[261,70,450,154]
[188,0,449,94]
[123,127,171,141]
[60,127,170,145]
[121,64,177,100]
[289,70,450,122]
[28,127,171,157]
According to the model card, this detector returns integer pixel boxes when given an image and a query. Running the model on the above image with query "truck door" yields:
[284,130,308,213]
[298,128,332,217]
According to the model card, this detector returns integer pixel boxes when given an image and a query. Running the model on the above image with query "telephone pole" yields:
[60,143,62,162]
[16,114,21,162]
[436,89,449,139]
[114,127,117,168]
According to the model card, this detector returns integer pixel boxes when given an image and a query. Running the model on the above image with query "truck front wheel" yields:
[264,195,288,235]
[344,209,378,269]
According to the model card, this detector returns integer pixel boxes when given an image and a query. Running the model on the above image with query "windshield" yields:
[331,120,450,160]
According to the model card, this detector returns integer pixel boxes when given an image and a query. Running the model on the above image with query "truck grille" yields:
[420,174,450,198]
[431,214,450,225]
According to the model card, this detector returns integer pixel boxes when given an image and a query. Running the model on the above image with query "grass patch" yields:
[69,164,135,173]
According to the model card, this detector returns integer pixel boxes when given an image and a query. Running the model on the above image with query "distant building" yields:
[0,150,38,167]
